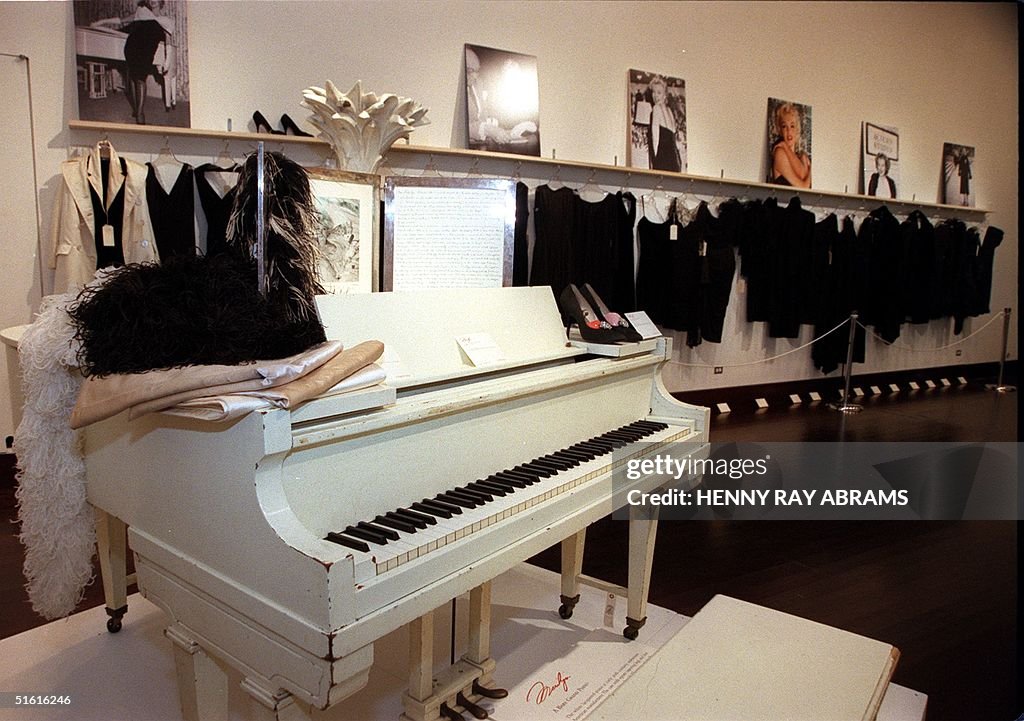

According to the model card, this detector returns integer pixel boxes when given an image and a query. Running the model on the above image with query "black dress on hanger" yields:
[195,163,240,257]
[530,184,576,298]
[573,191,636,313]
[812,216,866,374]
[146,162,196,259]
[511,181,530,286]
[635,203,681,328]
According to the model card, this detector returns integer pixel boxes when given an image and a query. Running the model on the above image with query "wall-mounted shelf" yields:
[68,120,991,216]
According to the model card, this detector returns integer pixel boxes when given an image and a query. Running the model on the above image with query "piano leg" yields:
[166,623,229,721]
[402,582,505,721]
[556,507,660,640]
[94,507,129,633]
[624,502,660,640]
[558,529,586,619]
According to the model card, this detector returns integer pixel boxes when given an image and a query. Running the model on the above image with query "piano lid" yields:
[315,287,582,389]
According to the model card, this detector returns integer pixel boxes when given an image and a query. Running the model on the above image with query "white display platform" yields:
[0,565,925,721]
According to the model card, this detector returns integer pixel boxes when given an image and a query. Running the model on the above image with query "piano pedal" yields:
[439,702,465,721]
[623,615,647,641]
[471,680,508,699]
[456,692,489,719]
[558,593,581,620]
[105,604,128,633]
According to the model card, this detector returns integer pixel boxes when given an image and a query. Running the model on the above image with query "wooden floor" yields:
[0,381,1018,721]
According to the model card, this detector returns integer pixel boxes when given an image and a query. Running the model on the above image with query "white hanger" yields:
[577,169,605,202]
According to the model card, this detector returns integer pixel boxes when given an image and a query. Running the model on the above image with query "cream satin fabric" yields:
[131,341,385,420]
[71,340,348,428]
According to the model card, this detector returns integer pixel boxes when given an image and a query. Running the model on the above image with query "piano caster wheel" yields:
[623,615,646,641]
[558,593,580,620]
[439,702,465,721]
[456,692,489,719]
[105,604,128,634]
[472,680,508,699]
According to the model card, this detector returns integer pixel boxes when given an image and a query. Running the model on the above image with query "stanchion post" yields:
[831,311,863,413]
[986,307,1016,393]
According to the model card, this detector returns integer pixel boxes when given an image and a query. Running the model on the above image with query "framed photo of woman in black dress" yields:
[942,142,975,207]
[73,0,191,126]
[766,97,812,188]
[627,69,687,172]
[862,122,900,199]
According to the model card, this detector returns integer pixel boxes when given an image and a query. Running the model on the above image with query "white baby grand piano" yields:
[84,287,709,720]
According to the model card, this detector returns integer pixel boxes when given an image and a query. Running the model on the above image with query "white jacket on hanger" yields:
[49,142,158,293]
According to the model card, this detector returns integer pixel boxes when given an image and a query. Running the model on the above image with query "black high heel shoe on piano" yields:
[558,284,625,344]
[580,283,644,342]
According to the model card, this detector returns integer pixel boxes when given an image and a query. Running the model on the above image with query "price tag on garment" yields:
[455,332,506,367]
[101,224,116,248]
[624,311,662,340]
[669,224,679,240]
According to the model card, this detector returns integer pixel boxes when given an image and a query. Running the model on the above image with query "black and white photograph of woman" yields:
[862,121,900,199]
[73,0,191,127]
[627,69,686,172]
[766,97,812,188]
[942,142,975,207]
[464,44,540,157]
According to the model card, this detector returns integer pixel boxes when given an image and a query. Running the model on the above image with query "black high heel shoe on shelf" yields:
[559,284,626,344]
[280,114,313,137]
[252,111,283,135]
[580,283,644,342]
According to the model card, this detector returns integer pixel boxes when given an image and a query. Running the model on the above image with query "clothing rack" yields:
[68,119,991,222]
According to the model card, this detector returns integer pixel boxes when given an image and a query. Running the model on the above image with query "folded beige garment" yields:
[129,341,385,420]
[71,340,344,429]
[162,362,387,423]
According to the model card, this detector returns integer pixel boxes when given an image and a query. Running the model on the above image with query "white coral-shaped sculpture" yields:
[302,80,430,173]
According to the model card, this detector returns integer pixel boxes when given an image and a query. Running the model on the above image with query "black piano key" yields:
[560,448,593,462]
[374,514,417,534]
[576,441,611,454]
[395,508,436,526]
[326,531,370,553]
[541,453,577,469]
[470,480,509,496]
[446,489,485,506]
[499,469,538,485]
[454,485,493,503]
[487,473,527,489]
[358,521,400,541]
[422,497,463,515]
[413,500,455,519]
[344,525,390,545]
[514,463,554,478]
[530,458,568,473]
[436,492,478,509]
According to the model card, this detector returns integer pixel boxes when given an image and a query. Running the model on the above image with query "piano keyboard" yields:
[324,420,687,578]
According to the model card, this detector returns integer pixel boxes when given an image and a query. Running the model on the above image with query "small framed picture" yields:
[766,97,812,188]
[464,43,541,156]
[307,168,378,294]
[862,122,900,200]
[627,68,686,172]
[941,143,975,207]
[382,176,516,291]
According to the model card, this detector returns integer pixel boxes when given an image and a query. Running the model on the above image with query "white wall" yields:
[0,1,1017,431]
